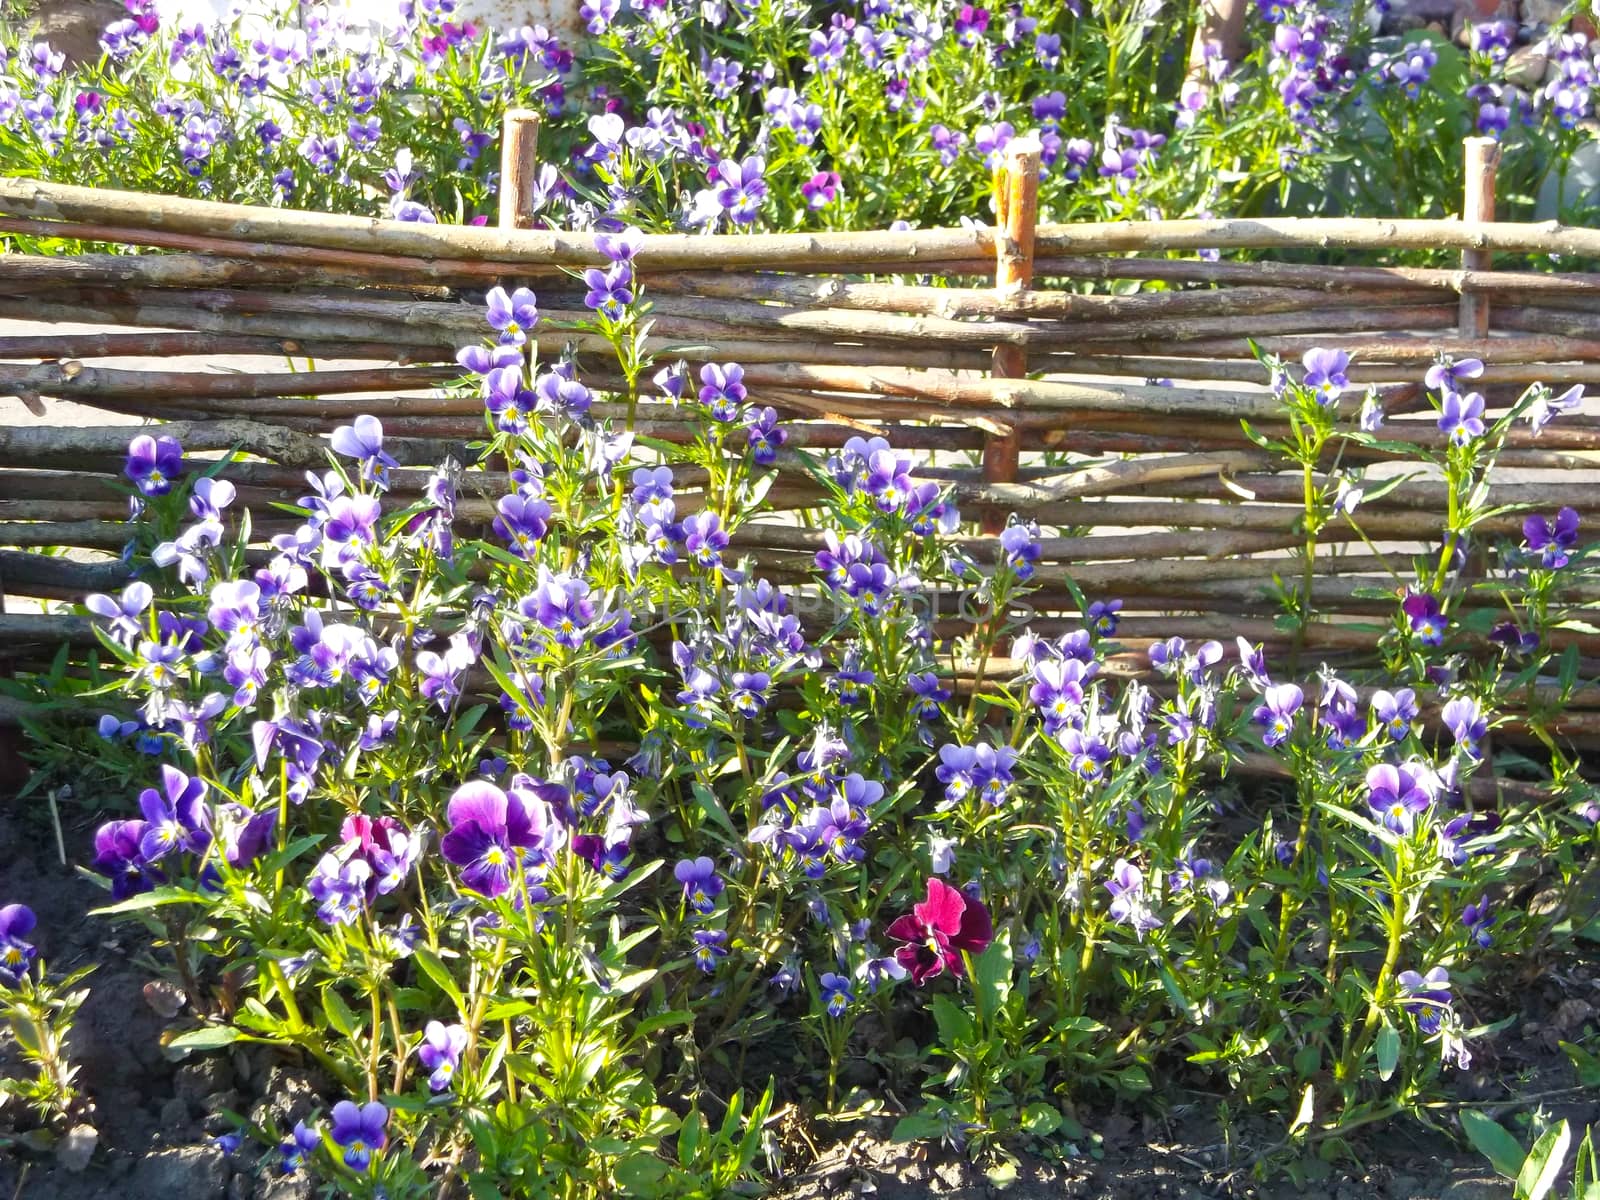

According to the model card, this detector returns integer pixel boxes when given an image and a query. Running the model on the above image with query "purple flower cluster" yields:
[306,813,424,924]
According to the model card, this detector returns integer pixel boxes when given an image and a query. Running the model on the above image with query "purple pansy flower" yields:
[329,1100,387,1171]
[712,156,767,224]
[1403,593,1446,645]
[675,857,723,915]
[1301,347,1350,406]
[138,765,211,862]
[1527,385,1581,435]
[486,286,539,344]
[582,264,634,318]
[1439,391,1485,446]
[0,905,37,985]
[1397,966,1452,1034]
[1253,683,1303,748]
[416,1021,468,1091]
[86,581,153,644]
[1105,859,1162,939]
[1441,696,1488,753]
[91,819,164,899]
[691,929,728,972]
[125,434,184,496]
[330,415,400,488]
[819,972,854,1017]
[440,780,565,897]
[492,493,553,558]
[801,171,840,209]
[279,1120,319,1175]
[1523,508,1579,569]
[1370,688,1419,740]
[1366,761,1437,835]
[1424,358,1483,393]
[746,407,786,465]
[698,363,747,421]
[1462,896,1495,948]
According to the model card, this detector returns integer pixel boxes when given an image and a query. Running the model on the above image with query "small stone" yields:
[55,1123,98,1173]
[259,1066,322,1128]
[1505,44,1549,89]
[932,1160,967,1191]
[228,1172,257,1200]
[128,1145,232,1200]
[175,1056,234,1105]
[161,1096,193,1130]
[143,980,188,1019]
[259,1176,314,1200]
[1553,997,1596,1036]
[203,1092,244,1130]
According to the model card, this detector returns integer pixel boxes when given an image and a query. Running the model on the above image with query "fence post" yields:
[497,108,544,230]
[981,133,1042,536]
[1459,135,1500,338]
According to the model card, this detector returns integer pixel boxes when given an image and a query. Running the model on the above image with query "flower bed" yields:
[4,0,1600,234]
[2,200,1599,1195]
[4,0,1600,1194]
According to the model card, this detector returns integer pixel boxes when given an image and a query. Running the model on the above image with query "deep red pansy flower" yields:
[886,877,993,985]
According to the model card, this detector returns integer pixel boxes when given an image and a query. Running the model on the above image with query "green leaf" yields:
[1375,1023,1400,1082]
[1461,1109,1526,1181]
[613,1153,670,1195]
[689,781,739,842]
[634,1010,694,1038]
[986,1156,1019,1189]
[412,946,467,1019]
[972,933,1013,1023]
[1021,1103,1063,1138]
[1561,1041,1600,1088]
[161,1024,245,1056]
[321,987,359,1039]
[1159,965,1197,1024]
[1289,1084,1315,1135]
[90,884,209,917]
[678,1103,706,1168]
[1559,643,1581,698]
[929,994,976,1048]
[890,1114,948,1143]
[1517,1122,1570,1200]
[1112,1065,1151,1094]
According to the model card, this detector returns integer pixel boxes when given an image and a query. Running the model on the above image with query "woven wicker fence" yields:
[2,127,1600,741]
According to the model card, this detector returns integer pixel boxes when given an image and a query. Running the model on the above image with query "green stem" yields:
[266,957,307,1034]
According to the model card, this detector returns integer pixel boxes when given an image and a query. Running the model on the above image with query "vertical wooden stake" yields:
[1459,136,1500,338]
[981,133,1042,537]
[498,108,544,230]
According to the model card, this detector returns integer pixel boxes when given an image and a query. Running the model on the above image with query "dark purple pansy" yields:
[885,877,992,984]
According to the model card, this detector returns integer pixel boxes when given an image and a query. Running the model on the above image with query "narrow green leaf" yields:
[161,1024,245,1055]
[1517,1121,1571,1200]
[1375,1023,1400,1082]
[412,946,467,1019]
[321,987,359,1039]
[1460,1109,1526,1181]
[1289,1084,1315,1135]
